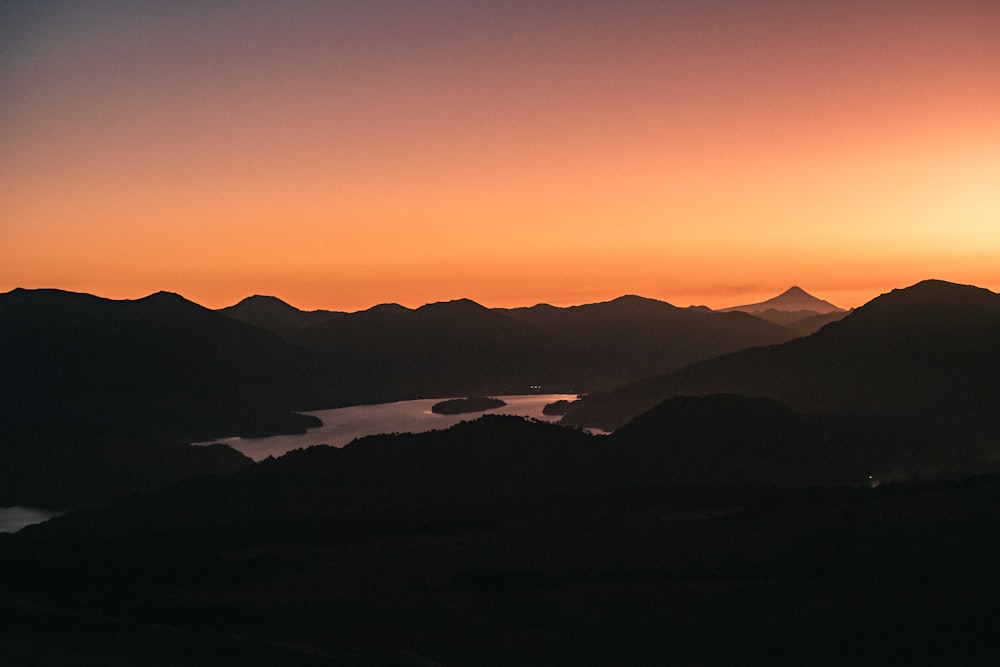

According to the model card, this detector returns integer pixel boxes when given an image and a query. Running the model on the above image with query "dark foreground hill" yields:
[21,390,993,542]
[563,280,1000,433]
[4,411,1000,664]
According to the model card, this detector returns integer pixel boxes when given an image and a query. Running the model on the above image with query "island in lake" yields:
[431,396,507,415]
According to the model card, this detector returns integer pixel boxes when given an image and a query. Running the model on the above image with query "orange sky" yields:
[2,1,998,311]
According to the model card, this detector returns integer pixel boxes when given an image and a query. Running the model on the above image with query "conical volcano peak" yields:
[722,286,843,314]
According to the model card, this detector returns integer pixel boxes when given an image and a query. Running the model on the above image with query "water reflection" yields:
[201,394,579,461]
[0,506,62,533]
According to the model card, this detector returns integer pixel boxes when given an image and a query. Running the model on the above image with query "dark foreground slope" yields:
[564,280,1000,433]
[18,393,934,541]
[3,412,1000,665]
[7,397,964,542]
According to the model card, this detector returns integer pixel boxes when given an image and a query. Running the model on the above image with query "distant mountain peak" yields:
[364,302,411,314]
[241,294,293,305]
[722,286,843,315]
[142,290,186,300]
[219,294,343,337]
[224,294,301,313]
[418,298,489,313]
[861,279,997,312]
[136,291,202,310]
[891,278,988,297]
[609,294,670,306]
[842,279,1000,329]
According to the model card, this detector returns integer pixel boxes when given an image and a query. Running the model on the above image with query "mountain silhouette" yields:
[722,286,844,314]
[563,280,1000,450]
[1,286,819,508]
[222,293,806,394]
[5,282,1000,665]
[719,286,847,332]
[0,288,333,506]
[290,298,588,399]
[9,280,990,506]
[0,288,336,439]
[497,294,798,388]
[219,295,343,338]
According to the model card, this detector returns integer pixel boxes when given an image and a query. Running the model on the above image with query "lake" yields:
[202,394,581,461]
[0,506,63,534]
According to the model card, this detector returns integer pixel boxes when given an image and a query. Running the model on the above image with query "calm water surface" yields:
[204,394,580,461]
[0,506,62,533]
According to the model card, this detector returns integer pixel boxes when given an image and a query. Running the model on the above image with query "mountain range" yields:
[2,280,995,507]
[3,279,1000,664]
[1,284,837,439]
[222,290,836,393]
[0,284,830,506]
[562,280,1000,446]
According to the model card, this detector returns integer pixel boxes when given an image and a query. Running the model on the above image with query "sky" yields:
[2,0,998,311]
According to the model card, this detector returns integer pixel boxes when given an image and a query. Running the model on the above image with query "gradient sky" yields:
[2,1,998,311]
